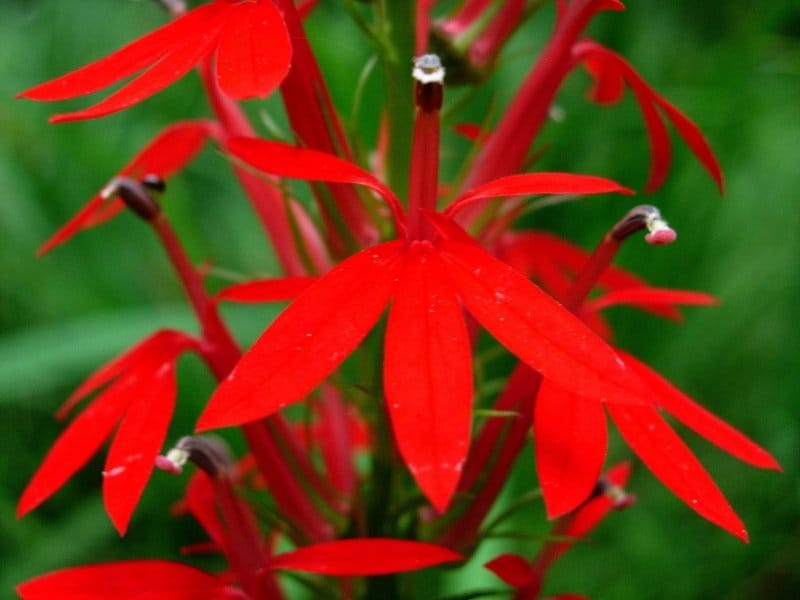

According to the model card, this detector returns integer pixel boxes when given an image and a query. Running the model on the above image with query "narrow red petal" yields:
[216,1,291,99]
[438,241,651,406]
[17,378,137,517]
[227,137,406,231]
[585,287,718,317]
[535,380,608,518]
[185,472,230,556]
[445,173,632,217]
[484,554,535,588]
[606,402,748,541]
[37,196,121,257]
[103,363,177,535]
[575,41,724,193]
[656,96,725,193]
[17,4,227,102]
[214,277,317,303]
[51,25,225,123]
[17,560,228,600]
[629,84,672,193]
[384,244,473,512]
[37,123,212,256]
[269,539,463,575]
[500,231,681,319]
[618,351,780,470]
[125,120,214,179]
[197,242,404,430]
[55,331,196,420]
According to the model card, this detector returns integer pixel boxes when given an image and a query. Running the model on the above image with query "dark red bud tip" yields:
[160,435,233,479]
[102,176,161,222]
[413,54,445,112]
[141,174,167,194]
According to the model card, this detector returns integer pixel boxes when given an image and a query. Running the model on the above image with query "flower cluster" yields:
[16,1,778,598]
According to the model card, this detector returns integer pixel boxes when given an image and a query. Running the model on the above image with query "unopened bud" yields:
[101,176,161,222]
[413,54,445,112]
[155,435,233,479]
[611,204,676,245]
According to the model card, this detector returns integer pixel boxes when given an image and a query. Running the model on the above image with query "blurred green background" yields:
[1,1,798,598]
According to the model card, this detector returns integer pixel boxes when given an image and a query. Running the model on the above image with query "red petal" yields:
[656,96,725,193]
[37,196,120,257]
[227,137,406,231]
[484,554,535,588]
[445,173,632,217]
[384,244,473,512]
[437,241,650,406]
[606,402,748,540]
[500,231,681,320]
[216,1,291,99]
[17,378,138,517]
[51,24,226,123]
[575,41,724,193]
[618,351,780,470]
[17,4,227,102]
[535,380,608,518]
[37,122,212,256]
[17,560,228,600]
[629,84,672,193]
[197,242,404,430]
[55,331,196,420]
[214,277,317,303]
[103,363,177,535]
[585,287,718,317]
[185,472,230,555]
[269,539,463,575]
[124,120,215,180]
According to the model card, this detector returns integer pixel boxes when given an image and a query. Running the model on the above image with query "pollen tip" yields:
[644,228,676,245]
[413,54,445,85]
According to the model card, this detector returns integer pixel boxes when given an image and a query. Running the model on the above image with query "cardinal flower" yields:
[38,120,215,256]
[534,347,780,540]
[196,56,655,512]
[574,39,724,193]
[18,0,291,122]
[18,330,201,534]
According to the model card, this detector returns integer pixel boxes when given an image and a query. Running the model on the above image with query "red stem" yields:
[459,0,612,214]
[200,58,323,277]
[152,214,335,542]
[272,0,378,253]
[407,80,442,240]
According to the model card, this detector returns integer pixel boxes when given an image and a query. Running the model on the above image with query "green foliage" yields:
[1,0,798,598]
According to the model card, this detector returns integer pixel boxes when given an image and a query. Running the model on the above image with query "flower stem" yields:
[460,0,615,206]
[150,212,335,542]
[407,55,444,240]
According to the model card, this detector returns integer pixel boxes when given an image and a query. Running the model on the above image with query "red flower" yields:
[38,120,215,256]
[17,539,462,599]
[195,137,651,512]
[485,463,634,594]
[18,0,291,122]
[534,349,780,540]
[574,39,724,193]
[18,330,201,534]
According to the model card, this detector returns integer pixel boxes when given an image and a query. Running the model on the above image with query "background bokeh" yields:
[1,1,798,598]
